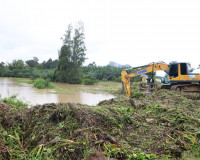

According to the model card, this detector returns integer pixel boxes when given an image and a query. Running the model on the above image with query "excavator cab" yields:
[168,63,179,78]
[180,63,188,75]
[168,63,188,78]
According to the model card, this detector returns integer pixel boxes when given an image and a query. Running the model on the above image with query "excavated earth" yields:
[0,89,200,160]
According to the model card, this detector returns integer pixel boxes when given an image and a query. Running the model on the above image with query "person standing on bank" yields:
[150,77,154,88]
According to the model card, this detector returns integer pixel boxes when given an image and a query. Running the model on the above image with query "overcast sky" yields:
[0,0,200,69]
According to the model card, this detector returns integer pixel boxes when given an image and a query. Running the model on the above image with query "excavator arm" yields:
[121,62,169,97]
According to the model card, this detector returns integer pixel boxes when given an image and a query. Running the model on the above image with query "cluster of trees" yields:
[82,62,124,82]
[25,57,58,70]
[0,58,58,80]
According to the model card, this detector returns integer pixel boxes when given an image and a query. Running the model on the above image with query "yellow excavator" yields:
[121,62,200,97]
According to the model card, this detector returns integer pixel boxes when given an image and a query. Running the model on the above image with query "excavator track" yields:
[169,84,200,92]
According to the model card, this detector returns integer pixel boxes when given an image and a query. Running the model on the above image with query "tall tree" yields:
[26,57,39,68]
[9,60,25,70]
[0,62,5,76]
[55,22,86,83]
[43,58,58,69]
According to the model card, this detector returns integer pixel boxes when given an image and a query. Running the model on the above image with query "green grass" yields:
[16,78,33,84]
[1,95,28,108]
[83,79,96,85]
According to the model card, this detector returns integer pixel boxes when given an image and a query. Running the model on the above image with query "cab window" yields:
[169,64,178,77]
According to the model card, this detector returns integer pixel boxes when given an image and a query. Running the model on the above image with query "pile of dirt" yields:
[0,89,200,159]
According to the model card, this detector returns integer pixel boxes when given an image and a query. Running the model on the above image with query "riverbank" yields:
[1,90,200,159]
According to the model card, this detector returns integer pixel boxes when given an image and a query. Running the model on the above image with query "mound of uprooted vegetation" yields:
[0,90,200,160]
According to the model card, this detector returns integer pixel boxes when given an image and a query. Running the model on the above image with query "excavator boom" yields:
[121,62,169,97]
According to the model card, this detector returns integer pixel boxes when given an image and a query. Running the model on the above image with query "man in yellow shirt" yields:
[142,76,147,83]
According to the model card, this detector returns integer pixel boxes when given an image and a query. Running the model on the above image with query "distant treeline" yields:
[0,58,146,84]
[0,57,57,80]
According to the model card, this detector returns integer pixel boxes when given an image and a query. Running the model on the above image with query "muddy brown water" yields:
[0,78,121,106]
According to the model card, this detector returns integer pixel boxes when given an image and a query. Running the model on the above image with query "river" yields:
[0,78,121,106]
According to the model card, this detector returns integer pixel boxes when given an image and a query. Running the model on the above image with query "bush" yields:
[113,76,121,82]
[84,79,95,85]
[33,78,54,89]
[102,78,107,82]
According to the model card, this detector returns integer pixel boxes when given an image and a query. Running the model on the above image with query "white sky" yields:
[0,0,200,69]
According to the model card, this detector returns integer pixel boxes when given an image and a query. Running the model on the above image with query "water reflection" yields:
[0,78,118,106]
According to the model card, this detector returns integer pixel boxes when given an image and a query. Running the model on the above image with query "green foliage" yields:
[1,57,151,85]
[83,74,97,85]
[0,62,5,76]
[42,58,58,69]
[103,142,121,158]
[128,152,157,160]
[1,95,28,108]
[83,79,95,85]
[31,68,55,80]
[9,59,25,70]
[131,91,145,98]
[0,58,57,82]
[82,64,125,82]
[82,63,154,83]
[182,144,200,159]
[55,22,86,84]
[33,78,54,89]
[1,60,32,78]
[25,57,39,68]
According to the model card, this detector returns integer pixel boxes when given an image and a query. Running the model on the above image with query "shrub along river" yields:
[0,78,121,106]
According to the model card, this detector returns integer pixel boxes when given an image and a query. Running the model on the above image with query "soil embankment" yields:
[0,90,200,159]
